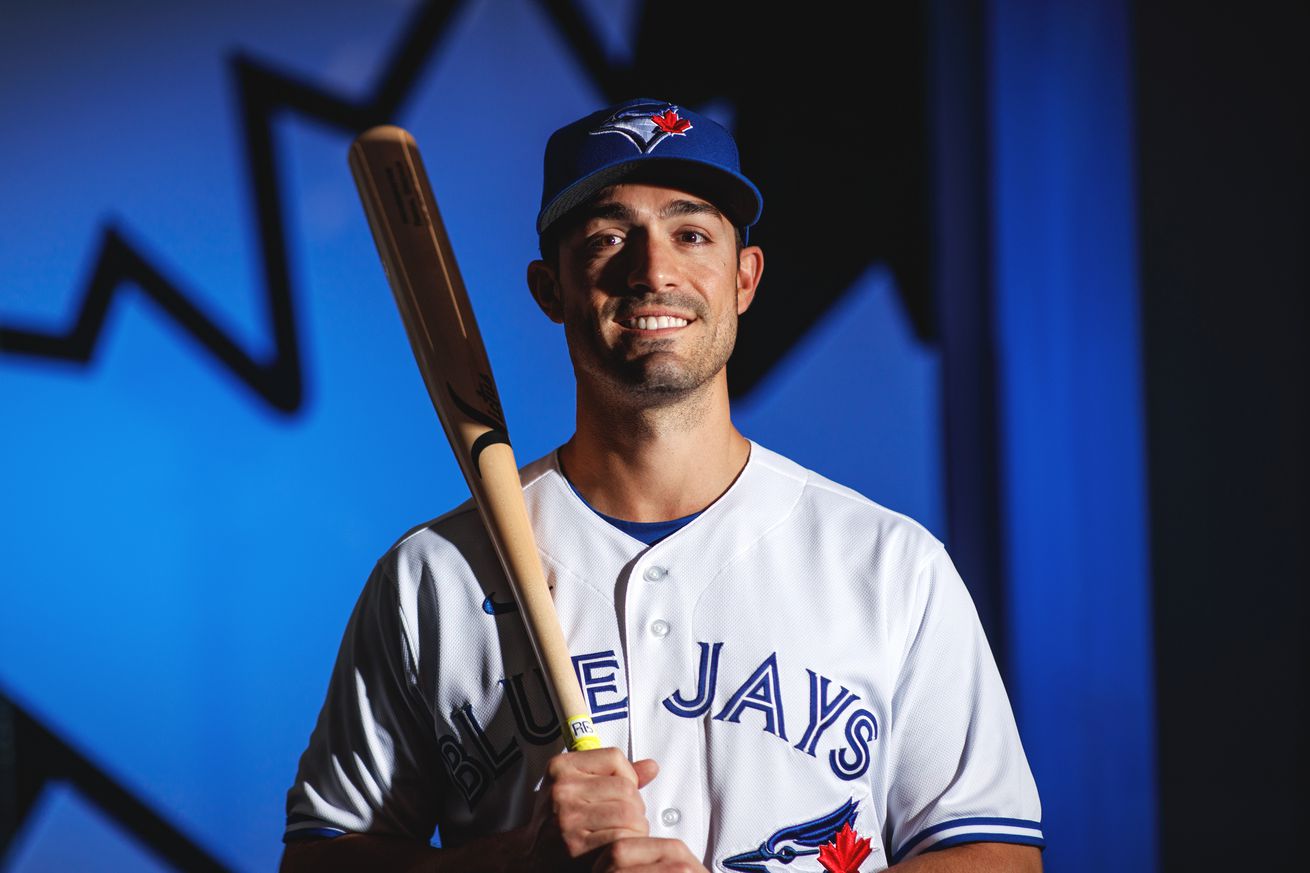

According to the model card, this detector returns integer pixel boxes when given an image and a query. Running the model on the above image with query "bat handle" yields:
[475,443,602,752]
[563,718,601,752]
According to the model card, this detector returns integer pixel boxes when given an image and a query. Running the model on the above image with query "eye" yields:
[678,229,710,244]
[588,232,624,249]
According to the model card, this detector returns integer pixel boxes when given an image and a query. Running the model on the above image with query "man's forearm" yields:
[889,842,1042,873]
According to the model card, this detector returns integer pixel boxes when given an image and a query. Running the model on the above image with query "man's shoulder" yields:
[375,448,562,568]
[380,496,477,558]
[747,441,945,556]
[749,441,933,524]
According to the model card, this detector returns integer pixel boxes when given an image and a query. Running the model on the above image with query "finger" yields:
[555,795,649,836]
[549,748,641,783]
[592,837,702,873]
[574,823,656,855]
[632,758,659,789]
[553,773,651,807]
[554,818,651,861]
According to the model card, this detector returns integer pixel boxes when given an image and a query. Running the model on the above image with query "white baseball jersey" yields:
[285,441,1043,870]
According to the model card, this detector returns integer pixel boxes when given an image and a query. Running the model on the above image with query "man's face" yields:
[529,183,764,408]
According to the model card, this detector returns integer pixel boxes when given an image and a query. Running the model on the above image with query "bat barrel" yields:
[349,124,599,752]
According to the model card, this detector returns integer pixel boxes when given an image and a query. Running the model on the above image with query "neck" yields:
[559,373,751,522]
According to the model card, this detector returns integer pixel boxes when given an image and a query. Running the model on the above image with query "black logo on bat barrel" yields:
[385,160,427,228]
[448,381,509,477]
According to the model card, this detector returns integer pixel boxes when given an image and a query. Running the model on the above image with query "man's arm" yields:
[281,748,665,873]
[279,829,530,873]
[890,842,1042,872]
[881,547,1045,865]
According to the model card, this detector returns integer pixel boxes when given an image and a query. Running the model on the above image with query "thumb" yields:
[632,758,659,789]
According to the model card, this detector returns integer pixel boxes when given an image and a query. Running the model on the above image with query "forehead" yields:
[576,183,729,225]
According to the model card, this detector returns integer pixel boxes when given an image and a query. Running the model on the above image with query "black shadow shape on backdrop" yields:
[0,0,464,413]
[0,692,229,872]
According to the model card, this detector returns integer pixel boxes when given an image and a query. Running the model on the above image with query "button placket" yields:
[625,554,701,850]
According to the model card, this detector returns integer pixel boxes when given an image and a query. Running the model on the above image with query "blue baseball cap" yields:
[536,98,763,240]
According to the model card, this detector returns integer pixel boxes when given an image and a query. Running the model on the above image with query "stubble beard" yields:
[571,294,737,411]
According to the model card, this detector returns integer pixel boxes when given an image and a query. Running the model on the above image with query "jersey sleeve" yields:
[883,545,1044,863]
[283,556,444,843]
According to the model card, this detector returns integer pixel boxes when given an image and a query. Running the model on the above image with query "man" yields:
[282,98,1043,872]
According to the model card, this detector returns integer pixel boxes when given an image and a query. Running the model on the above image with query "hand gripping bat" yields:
[348,125,600,752]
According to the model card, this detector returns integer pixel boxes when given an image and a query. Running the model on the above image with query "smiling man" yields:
[282,98,1044,873]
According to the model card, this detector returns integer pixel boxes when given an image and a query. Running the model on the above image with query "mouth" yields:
[616,311,694,332]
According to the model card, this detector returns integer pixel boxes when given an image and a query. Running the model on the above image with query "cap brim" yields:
[536,157,763,236]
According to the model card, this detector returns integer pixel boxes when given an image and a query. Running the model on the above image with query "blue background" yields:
[1,0,1237,870]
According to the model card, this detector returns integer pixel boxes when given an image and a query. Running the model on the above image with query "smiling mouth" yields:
[617,315,692,331]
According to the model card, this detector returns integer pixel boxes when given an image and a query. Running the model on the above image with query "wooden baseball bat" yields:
[348,124,600,753]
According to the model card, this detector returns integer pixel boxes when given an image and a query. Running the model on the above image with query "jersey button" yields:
[660,807,681,826]
[649,619,671,638]
[643,565,668,582]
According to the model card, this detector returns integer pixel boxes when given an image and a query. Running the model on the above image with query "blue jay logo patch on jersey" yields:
[590,102,693,153]
[723,798,874,872]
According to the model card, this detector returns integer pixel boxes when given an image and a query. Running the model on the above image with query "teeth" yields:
[632,316,689,330]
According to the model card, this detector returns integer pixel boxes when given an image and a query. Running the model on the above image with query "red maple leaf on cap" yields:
[650,109,692,134]
[818,823,873,873]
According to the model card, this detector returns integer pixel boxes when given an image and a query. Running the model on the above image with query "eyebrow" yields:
[580,198,724,224]
[659,199,724,220]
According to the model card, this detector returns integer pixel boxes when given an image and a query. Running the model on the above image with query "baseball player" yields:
[281,98,1043,872]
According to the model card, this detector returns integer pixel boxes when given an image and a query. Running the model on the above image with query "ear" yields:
[526,259,564,323]
[735,245,764,315]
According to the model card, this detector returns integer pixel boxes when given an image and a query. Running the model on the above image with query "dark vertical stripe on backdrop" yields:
[1135,2,1308,869]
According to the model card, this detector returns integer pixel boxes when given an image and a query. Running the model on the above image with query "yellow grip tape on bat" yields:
[564,714,601,751]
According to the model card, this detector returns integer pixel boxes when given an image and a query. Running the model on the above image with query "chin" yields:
[576,343,728,402]
[624,364,724,401]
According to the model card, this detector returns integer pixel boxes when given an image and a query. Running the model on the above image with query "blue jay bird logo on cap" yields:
[722,798,872,872]
[591,102,693,153]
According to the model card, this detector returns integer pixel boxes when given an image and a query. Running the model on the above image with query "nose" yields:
[625,231,678,293]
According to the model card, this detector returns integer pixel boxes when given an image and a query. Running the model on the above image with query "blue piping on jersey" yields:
[563,477,702,545]
[892,816,1044,863]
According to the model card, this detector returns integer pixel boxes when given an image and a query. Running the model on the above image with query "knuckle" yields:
[608,839,639,865]
[562,832,590,858]
[624,802,650,833]
[546,754,571,779]
[556,807,580,832]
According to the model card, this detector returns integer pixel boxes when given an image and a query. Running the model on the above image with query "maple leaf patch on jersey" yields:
[722,798,877,872]
[817,823,874,873]
[590,101,694,153]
